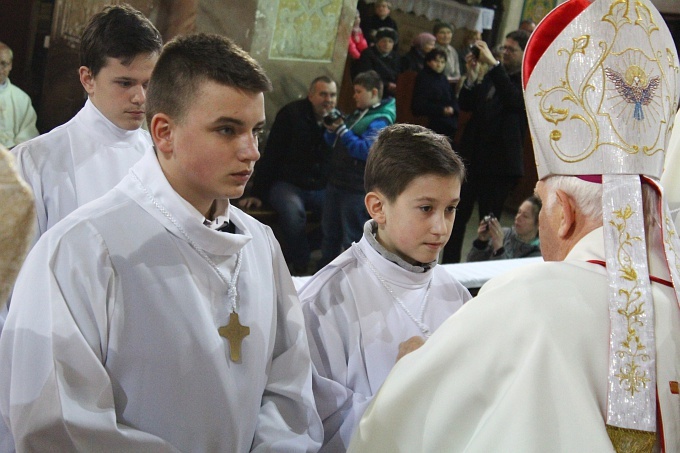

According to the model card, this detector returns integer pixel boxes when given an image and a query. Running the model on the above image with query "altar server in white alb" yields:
[349,0,680,451]
[0,42,38,149]
[11,4,161,242]
[0,33,322,452]
[300,123,471,452]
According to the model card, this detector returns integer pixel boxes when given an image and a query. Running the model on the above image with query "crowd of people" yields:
[1,0,678,452]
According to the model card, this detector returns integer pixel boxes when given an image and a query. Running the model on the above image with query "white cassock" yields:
[11,98,150,242]
[0,149,323,452]
[300,237,471,452]
[348,228,680,453]
[0,80,38,149]
[661,108,680,227]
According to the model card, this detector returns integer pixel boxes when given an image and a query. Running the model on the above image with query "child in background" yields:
[317,70,396,269]
[361,0,398,46]
[301,123,471,452]
[348,9,368,60]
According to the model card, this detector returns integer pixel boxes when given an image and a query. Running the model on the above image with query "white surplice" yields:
[0,80,38,149]
[0,149,323,452]
[300,237,471,452]
[348,228,680,453]
[11,98,150,241]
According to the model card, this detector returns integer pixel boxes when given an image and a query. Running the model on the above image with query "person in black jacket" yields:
[354,27,400,98]
[239,76,337,274]
[411,48,458,138]
[442,30,530,263]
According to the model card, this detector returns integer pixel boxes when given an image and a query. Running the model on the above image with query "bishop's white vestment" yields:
[0,80,38,149]
[0,149,323,452]
[348,228,680,452]
[11,98,150,241]
[300,234,470,452]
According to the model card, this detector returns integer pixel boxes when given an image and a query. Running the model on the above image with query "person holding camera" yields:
[466,195,541,261]
[411,48,458,139]
[317,70,396,269]
[238,76,337,274]
[443,29,530,263]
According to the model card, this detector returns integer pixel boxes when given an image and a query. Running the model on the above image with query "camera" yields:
[483,213,495,230]
[469,44,480,59]
[323,108,344,126]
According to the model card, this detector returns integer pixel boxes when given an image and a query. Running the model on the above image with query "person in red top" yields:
[348,10,368,60]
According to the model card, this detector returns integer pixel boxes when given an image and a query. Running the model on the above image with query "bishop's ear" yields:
[555,189,576,238]
[365,191,387,224]
[150,113,174,156]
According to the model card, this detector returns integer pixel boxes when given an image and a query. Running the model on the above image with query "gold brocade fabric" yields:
[0,146,35,306]
[606,424,656,453]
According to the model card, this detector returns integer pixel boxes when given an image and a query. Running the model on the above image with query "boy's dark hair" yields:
[506,29,530,51]
[80,4,162,76]
[425,48,447,63]
[365,124,465,201]
[146,33,272,125]
[353,70,383,99]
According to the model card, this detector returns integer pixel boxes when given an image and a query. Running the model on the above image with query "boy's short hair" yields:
[425,48,447,62]
[353,70,383,99]
[80,4,162,76]
[365,124,465,202]
[146,33,272,125]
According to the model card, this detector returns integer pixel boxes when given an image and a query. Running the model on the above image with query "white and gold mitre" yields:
[523,1,680,452]
[523,0,679,180]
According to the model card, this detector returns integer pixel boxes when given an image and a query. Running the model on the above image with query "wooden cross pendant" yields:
[218,312,250,362]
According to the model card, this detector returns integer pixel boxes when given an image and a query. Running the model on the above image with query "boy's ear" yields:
[79,66,95,95]
[365,191,387,225]
[151,113,174,156]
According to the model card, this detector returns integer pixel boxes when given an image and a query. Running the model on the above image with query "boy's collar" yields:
[363,220,436,273]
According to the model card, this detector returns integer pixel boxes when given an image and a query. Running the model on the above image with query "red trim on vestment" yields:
[587,260,674,288]
[523,0,592,88]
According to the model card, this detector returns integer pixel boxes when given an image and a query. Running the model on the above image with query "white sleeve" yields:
[11,144,44,245]
[301,275,373,452]
[251,227,323,452]
[0,223,179,452]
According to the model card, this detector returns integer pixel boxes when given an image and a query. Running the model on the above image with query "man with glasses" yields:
[0,42,38,149]
[442,30,530,263]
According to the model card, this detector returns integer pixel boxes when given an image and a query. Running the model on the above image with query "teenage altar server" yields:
[11,5,162,241]
[300,124,471,451]
[0,33,322,452]
[349,0,680,451]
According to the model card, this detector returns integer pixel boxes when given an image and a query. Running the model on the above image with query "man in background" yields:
[239,76,336,274]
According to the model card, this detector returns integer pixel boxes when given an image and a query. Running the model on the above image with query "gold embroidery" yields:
[606,424,656,453]
[609,205,651,396]
[533,0,673,165]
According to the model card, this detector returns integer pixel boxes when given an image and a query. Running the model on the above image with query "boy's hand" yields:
[396,336,426,362]
[324,118,344,133]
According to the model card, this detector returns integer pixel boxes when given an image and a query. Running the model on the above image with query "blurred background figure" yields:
[0,42,38,149]
[432,22,461,82]
[355,27,400,98]
[400,32,436,73]
[348,9,368,61]
[466,195,540,261]
[361,0,398,46]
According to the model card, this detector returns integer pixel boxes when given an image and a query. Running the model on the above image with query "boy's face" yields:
[373,173,461,265]
[354,85,378,110]
[375,2,390,19]
[376,37,394,55]
[79,53,158,131]
[153,80,265,216]
[426,56,446,74]
[435,28,452,46]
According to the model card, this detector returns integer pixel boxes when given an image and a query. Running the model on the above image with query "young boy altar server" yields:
[11,4,162,241]
[0,33,322,452]
[300,124,471,451]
